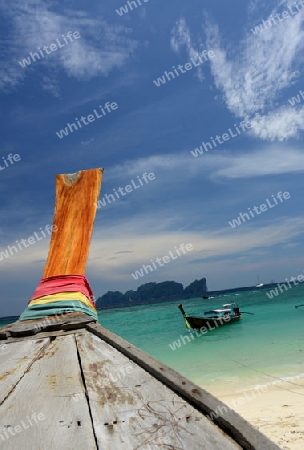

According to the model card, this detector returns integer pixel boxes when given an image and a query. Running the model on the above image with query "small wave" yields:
[265,372,304,387]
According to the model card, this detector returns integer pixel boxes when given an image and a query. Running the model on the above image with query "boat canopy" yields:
[212,309,231,313]
[204,308,232,315]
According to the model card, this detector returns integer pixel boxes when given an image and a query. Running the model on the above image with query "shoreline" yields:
[202,378,304,450]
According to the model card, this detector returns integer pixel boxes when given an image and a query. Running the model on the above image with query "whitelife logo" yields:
[95,172,156,209]
[169,317,232,351]
[228,191,291,228]
[18,31,81,68]
[72,364,134,402]
[288,89,304,106]
[153,50,215,87]
[56,101,118,139]
[190,120,252,157]
[266,271,304,299]
[207,385,268,421]
[0,412,45,442]
[0,225,57,261]
[116,0,150,16]
[250,2,304,35]
[0,153,21,172]
[131,243,193,280]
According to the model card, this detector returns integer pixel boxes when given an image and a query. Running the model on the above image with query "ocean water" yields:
[1,286,303,395]
[97,285,304,395]
[0,316,19,329]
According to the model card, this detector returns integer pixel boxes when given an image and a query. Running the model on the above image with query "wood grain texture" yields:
[0,335,97,449]
[76,331,241,450]
[43,168,103,277]
[0,313,95,339]
[85,322,281,450]
[0,338,49,404]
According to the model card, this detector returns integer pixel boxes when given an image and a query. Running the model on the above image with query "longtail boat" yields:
[0,168,280,449]
[178,302,244,330]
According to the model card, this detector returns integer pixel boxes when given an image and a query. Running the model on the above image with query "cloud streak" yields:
[70,217,304,284]
[100,145,304,183]
[171,18,206,82]
[211,146,304,178]
[171,3,304,140]
[0,0,137,93]
[3,208,302,280]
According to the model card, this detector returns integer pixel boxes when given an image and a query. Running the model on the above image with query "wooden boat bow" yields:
[0,168,281,450]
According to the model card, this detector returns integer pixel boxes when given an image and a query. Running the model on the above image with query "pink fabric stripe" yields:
[29,275,95,308]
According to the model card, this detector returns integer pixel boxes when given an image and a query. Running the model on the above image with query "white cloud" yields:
[86,216,304,282]
[171,2,304,140]
[249,107,304,141]
[211,146,304,178]
[3,206,303,283]
[3,214,303,312]
[171,18,205,82]
[99,144,304,183]
[0,145,303,243]
[206,4,303,113]
[0,0,137,93]
[41,75,60,97]
[103,152,195,181]
[171,18,192,53]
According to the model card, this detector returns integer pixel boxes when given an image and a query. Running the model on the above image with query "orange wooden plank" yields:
[43,168,103,277]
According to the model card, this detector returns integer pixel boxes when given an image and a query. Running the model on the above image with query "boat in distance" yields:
[255,275,264,288]
[178,302,243,330]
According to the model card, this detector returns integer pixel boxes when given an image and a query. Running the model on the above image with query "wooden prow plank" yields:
[43,168,103,277]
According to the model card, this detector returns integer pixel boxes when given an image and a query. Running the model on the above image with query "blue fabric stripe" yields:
[19,300,98,321]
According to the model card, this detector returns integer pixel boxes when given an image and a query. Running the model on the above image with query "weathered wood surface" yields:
[0,323,282,449]
[0,338,49,404]
[3,329,86,345]
[86,322,281,450]
[0,313,95,339]
[43,168,103,277]
[0,335,97,449]
[76,330,241,450]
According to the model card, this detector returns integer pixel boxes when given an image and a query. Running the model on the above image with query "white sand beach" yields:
[211,381,304,450]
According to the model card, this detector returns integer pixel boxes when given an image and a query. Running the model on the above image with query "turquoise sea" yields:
[1,285,303,395]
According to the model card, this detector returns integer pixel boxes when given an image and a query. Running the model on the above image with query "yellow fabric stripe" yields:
[28,291,96,311]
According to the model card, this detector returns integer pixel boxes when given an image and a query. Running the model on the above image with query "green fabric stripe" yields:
[19,300,98,321]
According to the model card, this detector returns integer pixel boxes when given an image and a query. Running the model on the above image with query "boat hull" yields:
[185,315,241,330]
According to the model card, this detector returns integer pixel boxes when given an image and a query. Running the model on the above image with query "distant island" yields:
[95,278,282,310]
[96,278,207,309]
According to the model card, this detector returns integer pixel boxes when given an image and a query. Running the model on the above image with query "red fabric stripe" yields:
[29,275,95,308]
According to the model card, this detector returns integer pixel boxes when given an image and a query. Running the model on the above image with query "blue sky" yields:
[0,0,304,315]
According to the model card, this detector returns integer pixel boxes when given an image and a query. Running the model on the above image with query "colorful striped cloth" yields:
[19,275,98,321]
